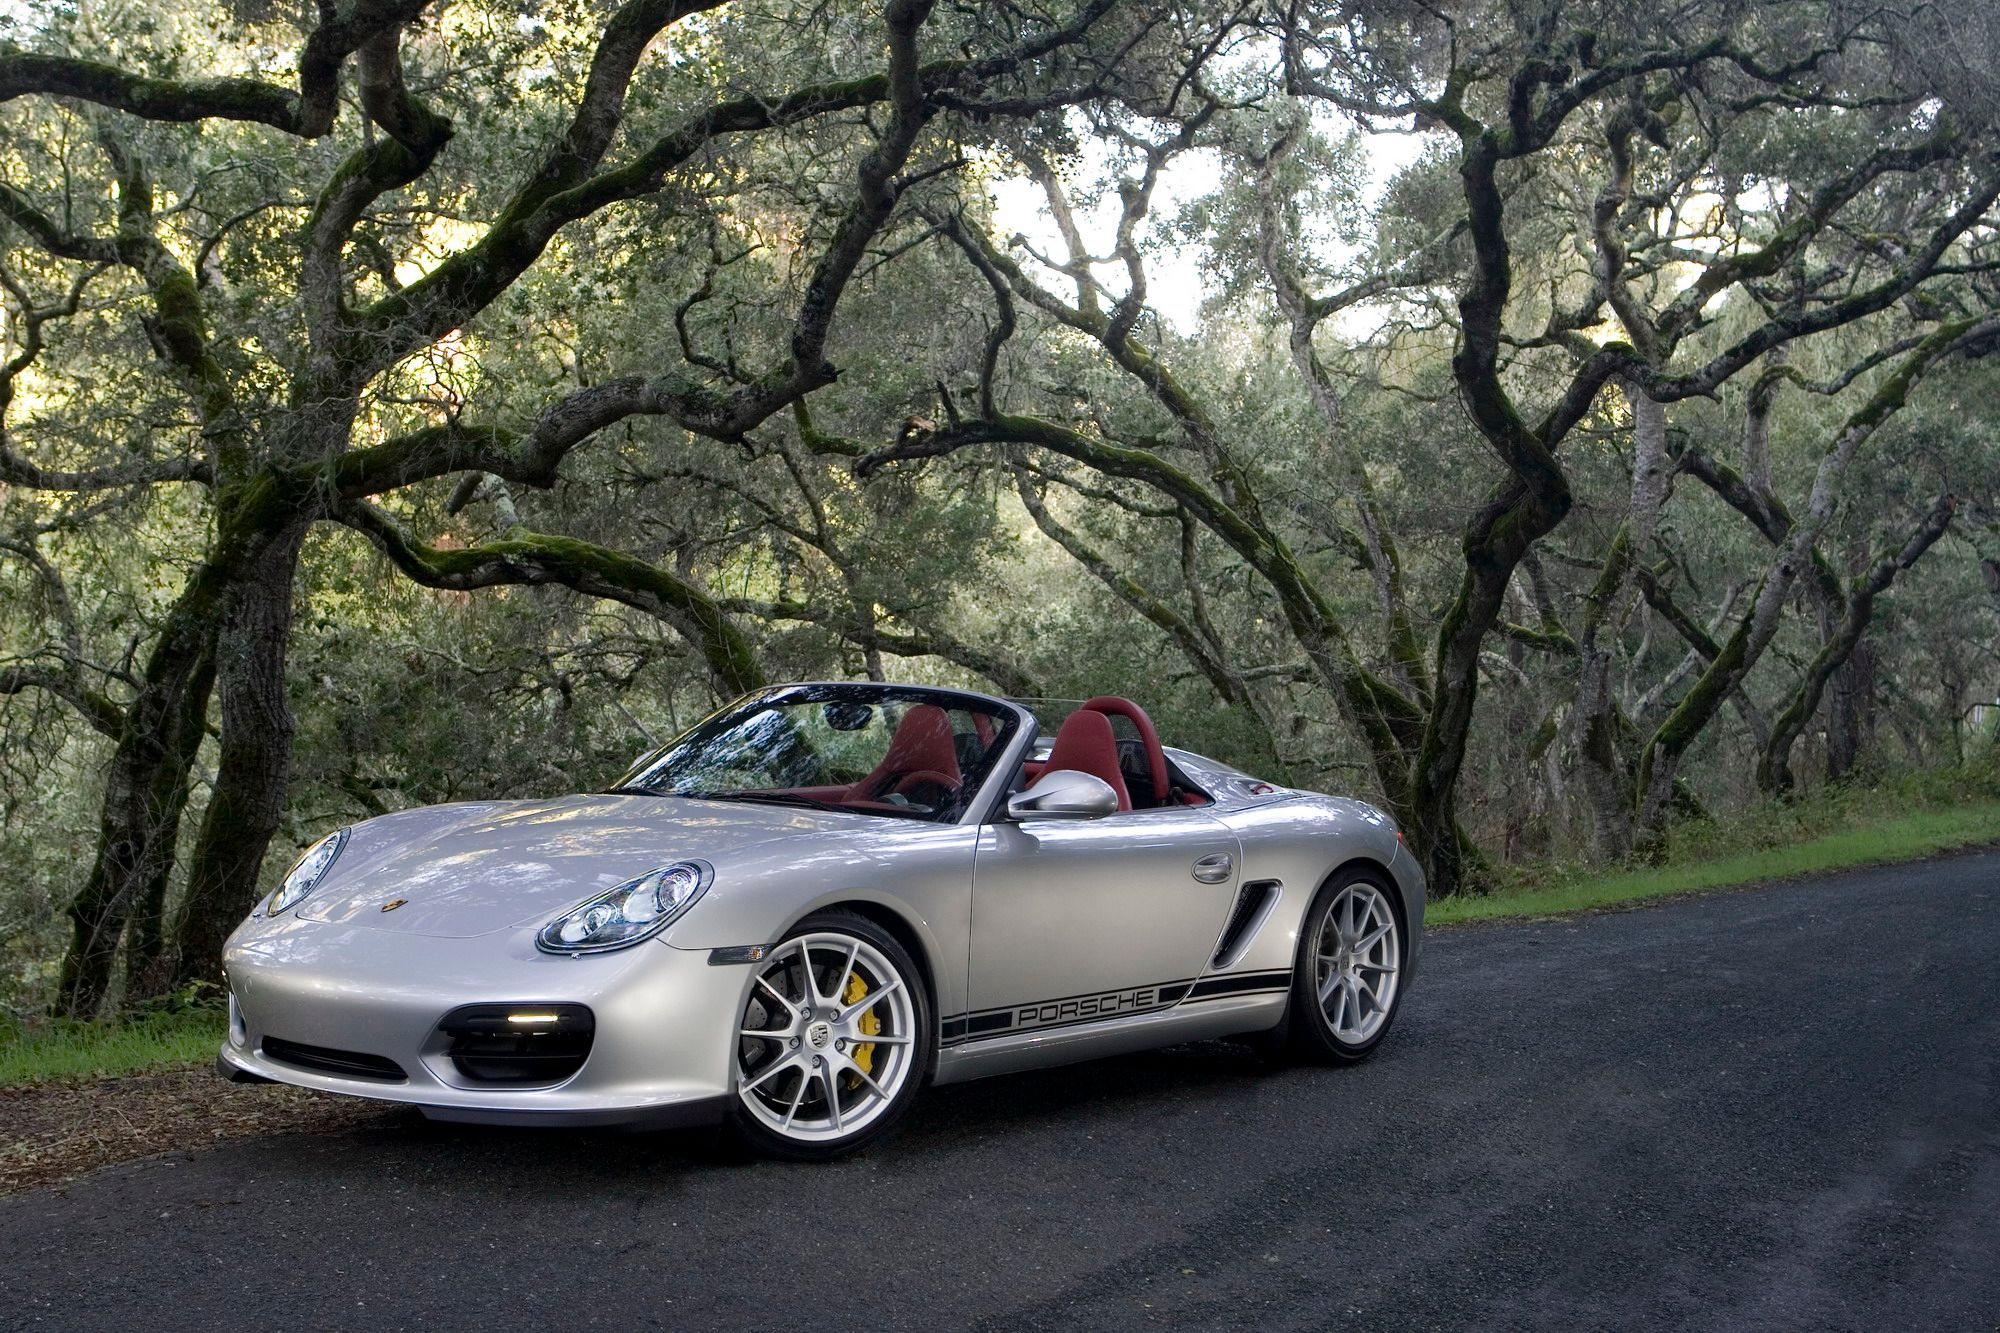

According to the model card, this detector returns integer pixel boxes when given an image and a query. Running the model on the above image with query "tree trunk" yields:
[169,513,311,990]
[1574,385,1670,861]
[1409,480,1567,896]
[1638,324,1972,854]
[1758,496,1954,794]
[1804,549,1861,783]
[1824,643,1874,780]
[1405,130,1575,897]
[122,821,190,1003]
[54,575,220,1017]
[1575,654,1632,860]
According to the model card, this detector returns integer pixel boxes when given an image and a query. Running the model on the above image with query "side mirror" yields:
[1006,769,1119,821]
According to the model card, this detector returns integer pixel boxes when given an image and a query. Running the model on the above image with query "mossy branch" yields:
[337,502,765,696]
[721,596,1039,699]
[0,664,126,737]
[0,46,304,132]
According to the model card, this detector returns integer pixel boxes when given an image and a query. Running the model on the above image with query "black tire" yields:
[1284,865,1408,1064]
[723,909,933,1162]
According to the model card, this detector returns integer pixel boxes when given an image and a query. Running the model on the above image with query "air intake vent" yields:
[1213,880,1280,967]
[263,1036,408,1082]
[436,1003,594,1085]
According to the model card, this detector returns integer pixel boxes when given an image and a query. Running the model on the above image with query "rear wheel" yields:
[724,911,931,1161]
[1285,867,1405,1063]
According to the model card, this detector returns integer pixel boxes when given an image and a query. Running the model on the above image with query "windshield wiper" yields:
[613,787,925,819]
[683,789,850,813]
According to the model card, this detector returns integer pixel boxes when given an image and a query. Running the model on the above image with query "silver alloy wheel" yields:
[735,931,918,1144]
[1313,879,1400,1045]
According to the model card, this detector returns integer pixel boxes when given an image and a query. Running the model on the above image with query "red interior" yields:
[1039,708,1132,811]
[847,704,962,802]
[1081,695,1170,804]
[734,695,1206,816]
[1017,696,1205,810]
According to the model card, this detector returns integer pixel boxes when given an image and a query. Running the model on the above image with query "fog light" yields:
[435,1003,594,1084]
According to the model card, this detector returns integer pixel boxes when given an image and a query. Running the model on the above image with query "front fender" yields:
[659,823,979,1024]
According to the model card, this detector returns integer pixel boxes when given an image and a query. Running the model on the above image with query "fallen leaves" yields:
[1,1065,394,1197]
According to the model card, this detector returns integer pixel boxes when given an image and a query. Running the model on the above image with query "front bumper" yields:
[219,917,748,1128]
[213,1048,728,1128]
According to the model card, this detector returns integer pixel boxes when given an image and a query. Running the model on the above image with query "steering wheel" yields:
[888,769,961,800]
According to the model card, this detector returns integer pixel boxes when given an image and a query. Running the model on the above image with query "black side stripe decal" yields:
[1188,971,1291,999]
[937,969,1290,1047]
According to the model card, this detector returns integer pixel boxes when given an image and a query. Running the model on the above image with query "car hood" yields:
[295,792,866,938]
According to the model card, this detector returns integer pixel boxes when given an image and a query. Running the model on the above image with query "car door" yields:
[962,806,1241,1039]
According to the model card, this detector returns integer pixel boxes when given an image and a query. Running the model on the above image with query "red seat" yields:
[851,704,961,800]
[1081,696,1168,808]
[1041,709,1131,811]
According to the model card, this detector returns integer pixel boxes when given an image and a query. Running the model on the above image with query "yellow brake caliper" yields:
[842,971,880,1081]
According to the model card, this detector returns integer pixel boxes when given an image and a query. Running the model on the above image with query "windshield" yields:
[614,684,1022,823]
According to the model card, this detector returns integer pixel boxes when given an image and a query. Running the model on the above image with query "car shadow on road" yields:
[315,1038,1284,1183]
[906,1038,1278,1140]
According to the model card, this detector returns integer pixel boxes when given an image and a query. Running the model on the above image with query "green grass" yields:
[1430,799,2000,925]
[0,1007,226,1087]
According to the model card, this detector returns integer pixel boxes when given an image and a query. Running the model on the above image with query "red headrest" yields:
[1082,696,1168,803]
[1044,708,1131,811]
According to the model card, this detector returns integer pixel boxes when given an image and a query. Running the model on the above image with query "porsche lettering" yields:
[1017,986,1160,1028]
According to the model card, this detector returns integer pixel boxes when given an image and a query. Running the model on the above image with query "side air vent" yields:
[1213,879,1281,967]
[263,1036,408,1082]
[436,1003,594,1085]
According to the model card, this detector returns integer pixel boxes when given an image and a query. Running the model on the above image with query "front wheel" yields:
[1285,867,1406,1063]
[724,911,932,1161]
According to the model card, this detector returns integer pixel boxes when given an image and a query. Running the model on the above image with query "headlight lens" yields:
[267,828,350,916]
[537,861,711,954]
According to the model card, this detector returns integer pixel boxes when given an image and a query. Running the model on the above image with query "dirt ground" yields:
[1,1065,397,1196]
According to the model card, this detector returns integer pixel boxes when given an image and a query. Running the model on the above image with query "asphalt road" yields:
[5,851,1997,1331]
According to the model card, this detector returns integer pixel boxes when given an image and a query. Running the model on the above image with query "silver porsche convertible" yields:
[219,682,1424,1159]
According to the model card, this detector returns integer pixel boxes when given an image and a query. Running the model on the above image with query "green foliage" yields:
[0,1006,224,1086]
[1439,744,2000,922]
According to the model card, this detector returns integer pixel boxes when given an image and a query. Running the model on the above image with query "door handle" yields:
[1190,852,1233,884]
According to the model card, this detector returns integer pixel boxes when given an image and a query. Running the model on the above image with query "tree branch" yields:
[0,45,304,133]
[0,662,126,738]
[334,501,765,696]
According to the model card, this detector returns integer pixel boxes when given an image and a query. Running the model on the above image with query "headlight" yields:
[267,828,349,916]
[537,860,712,954]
